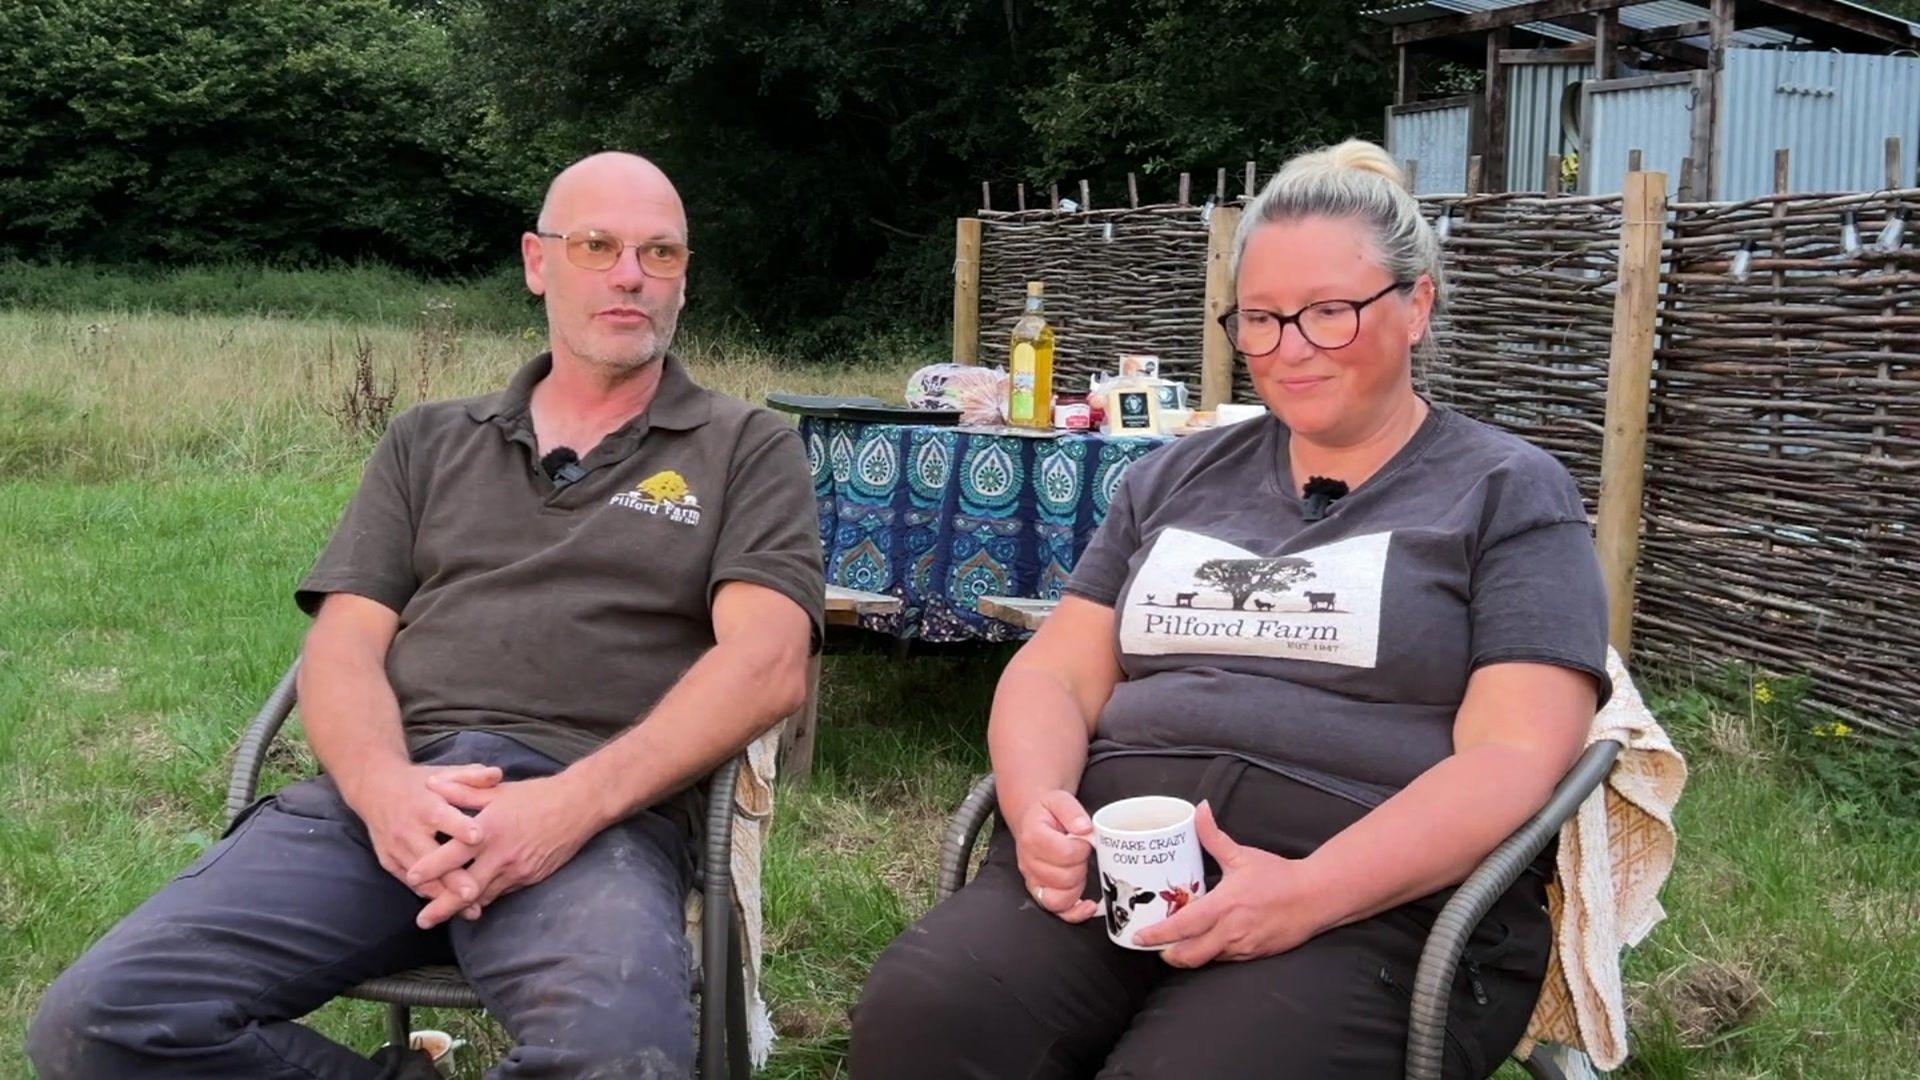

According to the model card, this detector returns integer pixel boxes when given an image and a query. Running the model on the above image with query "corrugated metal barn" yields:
[1372,0,1920,197]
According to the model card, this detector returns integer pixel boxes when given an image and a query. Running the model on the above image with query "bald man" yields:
[28,154,825,1079]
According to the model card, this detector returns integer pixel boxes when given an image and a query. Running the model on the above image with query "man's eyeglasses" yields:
[1216,280,1414,354]
[534,229,692,278]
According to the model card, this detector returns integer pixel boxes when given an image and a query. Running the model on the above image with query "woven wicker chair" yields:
[225,661,753,1079]
[935,740,1622,1080]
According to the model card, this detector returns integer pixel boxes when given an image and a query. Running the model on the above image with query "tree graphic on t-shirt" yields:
[1191,557,1316,611]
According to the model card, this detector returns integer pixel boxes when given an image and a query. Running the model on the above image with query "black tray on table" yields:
[766,392,962,426]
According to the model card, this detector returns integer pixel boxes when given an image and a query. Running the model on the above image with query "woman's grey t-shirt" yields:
[1067,404,1610,808]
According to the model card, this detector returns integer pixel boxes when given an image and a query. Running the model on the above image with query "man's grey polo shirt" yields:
[297,352,825,768]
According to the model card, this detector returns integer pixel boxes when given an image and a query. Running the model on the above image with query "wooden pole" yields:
[1706,0,1733,199]
[1594,9,1618,80]
[1405,159,1420,192]
[1763,149,1789,555]
[1889,135,1905,188]
[1017,183,1026,211]
[1079,178,1091,210]
[1484,27,1510,191]
[1178,172,1191,205]
[1467,154,1484,194]
[1244,160,1257,196]
[1128,172,1140,208]
[1050,183,1059,211]
[1215,167,1227,201]
[1595,170,1668,657]
[1201,204,1242,409]
[1678,155,1693,200]
[952,217,983,365]
[1546,154,1563,195]
[1628,148,1643,172]
[981,182,991,211]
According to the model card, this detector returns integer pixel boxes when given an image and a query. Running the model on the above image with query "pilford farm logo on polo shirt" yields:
[610,470,702,526]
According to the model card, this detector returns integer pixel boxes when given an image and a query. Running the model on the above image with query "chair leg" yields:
[777,652,822,786]
[386,1003,412,1053]
[701,908,731,1079]
[1517,1044,1569,1080]
[727,918,751,1079]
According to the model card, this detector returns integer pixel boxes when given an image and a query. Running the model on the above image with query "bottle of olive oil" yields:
[1007,280,1056,428]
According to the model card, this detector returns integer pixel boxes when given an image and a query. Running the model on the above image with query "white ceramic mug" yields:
[1090,795,1206,950]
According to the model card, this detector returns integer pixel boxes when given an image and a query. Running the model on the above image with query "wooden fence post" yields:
[953,217,983,365]
[1595,171,1668,656]
[1201,204,1242,409]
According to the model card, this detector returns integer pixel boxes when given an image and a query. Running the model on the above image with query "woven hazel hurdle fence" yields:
[957,166,1265,409]
[1638,173,1920,735]
[949,152,1920,736]
[1416,191,1625,513]
[970,206,1213,393]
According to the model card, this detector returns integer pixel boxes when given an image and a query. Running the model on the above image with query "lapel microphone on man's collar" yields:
[540,446,588,489]
[1301,475,1350,522]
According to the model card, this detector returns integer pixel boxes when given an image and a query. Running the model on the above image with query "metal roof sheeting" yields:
[1718,49,1920,197]
[1583,77,1704,194]
[1388,102,1475,193]
[1361,0,1912,47]
[1508,62,1593,189]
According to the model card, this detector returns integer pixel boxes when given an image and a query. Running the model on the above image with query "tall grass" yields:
[0,261,538,332]
[0,309,925,483]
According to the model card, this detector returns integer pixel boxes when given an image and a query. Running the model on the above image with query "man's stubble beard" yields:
[553,301,680,377]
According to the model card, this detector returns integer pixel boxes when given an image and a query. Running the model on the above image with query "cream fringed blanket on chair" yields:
[684,726,784,1066]
[1519,647,1688,1071]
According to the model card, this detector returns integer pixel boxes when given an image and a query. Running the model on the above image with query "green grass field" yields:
[3,305,1917,1078]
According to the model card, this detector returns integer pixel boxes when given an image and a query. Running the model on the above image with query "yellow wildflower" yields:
[1753,681,1774,704]
[1811,722,1852,738]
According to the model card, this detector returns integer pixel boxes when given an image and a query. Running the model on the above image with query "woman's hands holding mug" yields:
[1015,789,1101,923]
[1131,801,1328,966]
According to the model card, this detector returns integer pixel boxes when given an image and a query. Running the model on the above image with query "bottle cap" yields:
[1026,280,1045,297]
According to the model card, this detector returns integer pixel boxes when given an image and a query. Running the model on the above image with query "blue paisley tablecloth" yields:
[803,419,1172,642]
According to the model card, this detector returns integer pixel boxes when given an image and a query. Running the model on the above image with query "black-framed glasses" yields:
[1216,280,1414,354]
[534,229,692,278]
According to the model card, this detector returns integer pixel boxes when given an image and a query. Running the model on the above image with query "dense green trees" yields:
[0,0,1392,337]
[0,0,526,269]
[459,0,1394,334]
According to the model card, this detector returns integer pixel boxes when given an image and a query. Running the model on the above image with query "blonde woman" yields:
[851,141,1609,1078]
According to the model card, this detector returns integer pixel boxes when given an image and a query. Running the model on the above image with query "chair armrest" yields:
[937,773,998,901]
[1405,738,1623,1080]
[225,660,302,828]
[701,755,744,1080]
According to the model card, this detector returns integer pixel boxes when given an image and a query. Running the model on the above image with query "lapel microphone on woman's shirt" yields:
[540,446,588,488]
[1301,476,1350,522]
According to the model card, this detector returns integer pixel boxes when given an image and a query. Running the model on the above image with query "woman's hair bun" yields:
[1323,139,1408,190]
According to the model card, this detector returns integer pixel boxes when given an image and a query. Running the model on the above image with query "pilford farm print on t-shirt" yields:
[1120,528,1389,668]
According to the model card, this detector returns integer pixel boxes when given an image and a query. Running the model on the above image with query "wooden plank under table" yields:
[779,585,903,784]
[975,595,1059,633]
